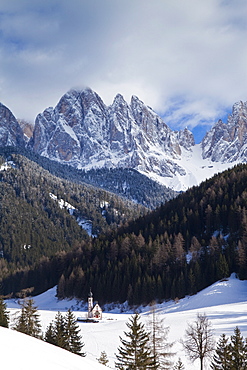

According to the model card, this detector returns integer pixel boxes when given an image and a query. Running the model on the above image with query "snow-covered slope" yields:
[153,144,240,191]
[6,274,247,369]
[0,326,106,370]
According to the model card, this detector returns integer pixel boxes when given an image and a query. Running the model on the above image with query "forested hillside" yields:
[3,163,247,305]
[0,147,176,209]
[55,163,247,305]
[0,152,146,295]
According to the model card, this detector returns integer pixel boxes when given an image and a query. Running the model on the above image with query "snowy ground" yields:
[5,273,247,369]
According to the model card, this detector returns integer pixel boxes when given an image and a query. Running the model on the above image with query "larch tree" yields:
[181,313,215,370]
[147,303,174,369]
[115,313,156,369]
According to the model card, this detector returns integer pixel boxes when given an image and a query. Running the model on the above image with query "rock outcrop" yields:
[0,103,25,147]
[202,101,247,162]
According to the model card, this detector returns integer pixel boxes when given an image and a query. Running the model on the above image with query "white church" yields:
[87,288,102,320]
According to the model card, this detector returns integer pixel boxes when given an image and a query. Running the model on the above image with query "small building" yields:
[88,288,102,320]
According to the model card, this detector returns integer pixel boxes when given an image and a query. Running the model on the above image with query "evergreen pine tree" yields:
[0,297,9,328]
[115,313,156,369]
[65,309,86,356]
[14,299,42,338]
[44,321,57,345]
[173,358,185,370]
[97,351,109,366]
[229,327,247,369]
[210,333,231,370]
[52,311,68,349]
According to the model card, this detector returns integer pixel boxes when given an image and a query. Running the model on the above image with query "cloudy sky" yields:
[0,0,246,142]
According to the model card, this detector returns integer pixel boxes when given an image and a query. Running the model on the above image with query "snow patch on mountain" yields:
[49,193,94,236]
[145,144,239,191]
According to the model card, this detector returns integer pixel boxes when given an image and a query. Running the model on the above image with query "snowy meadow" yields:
[5,273,247,369]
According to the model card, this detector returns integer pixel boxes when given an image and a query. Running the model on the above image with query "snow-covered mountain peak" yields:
[1,89,247,193]
[201,99,247,163]
[28,88,190,180]
[0,103,26,148]
[177,127,195,151]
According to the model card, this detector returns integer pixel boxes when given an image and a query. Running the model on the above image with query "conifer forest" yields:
[1,148,247,307]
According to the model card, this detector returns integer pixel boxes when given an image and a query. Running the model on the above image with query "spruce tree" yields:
[51,311,68,349]
[115,313,156,369]
[97,351,109,366]
[0,297,9,328]
[44,321,57,345]
[210,333,231,370]
[65,309,86,356]
[14,299,42,338]
[173,358,185,370]
[45,310,86,357]
[229,327,247,369]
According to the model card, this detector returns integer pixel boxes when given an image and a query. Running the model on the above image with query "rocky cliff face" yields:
[202,101,247,162]
[28,88,194,178]
[0,103,25,147]
[2,89,247,192]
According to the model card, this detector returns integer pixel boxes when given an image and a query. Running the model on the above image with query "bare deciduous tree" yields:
[147,302,175,369]
[181,313,215,370]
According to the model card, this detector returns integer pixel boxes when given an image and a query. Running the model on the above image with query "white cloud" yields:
[0,0,246,138]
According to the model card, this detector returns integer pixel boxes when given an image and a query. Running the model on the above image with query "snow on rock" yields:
[0,160,16,171]
[28,88,247,192]
[202,100,247,163]
[28,88,193,185]
[2,91,247,193]
[0,103,26,147]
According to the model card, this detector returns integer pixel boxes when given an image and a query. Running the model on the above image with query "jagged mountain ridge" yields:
[0,89,247,192]
[202,101,247,162]
[0,103,26,148]
[28,88,194,178]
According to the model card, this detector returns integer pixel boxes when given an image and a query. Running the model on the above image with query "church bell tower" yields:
[88,288,93,318]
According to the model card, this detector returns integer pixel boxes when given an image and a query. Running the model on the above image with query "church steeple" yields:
[88,288,93,318]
